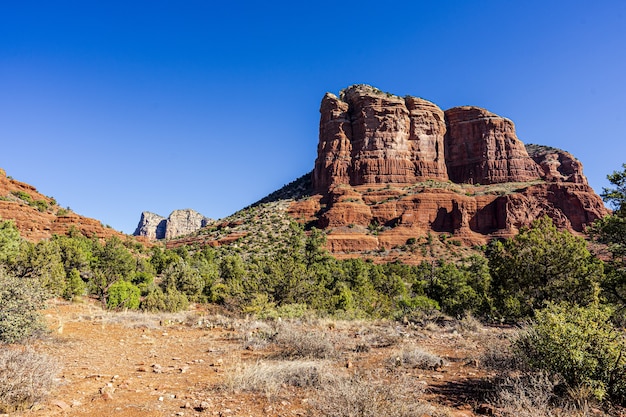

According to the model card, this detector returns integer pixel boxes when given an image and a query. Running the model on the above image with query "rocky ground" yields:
[6,299,519,417]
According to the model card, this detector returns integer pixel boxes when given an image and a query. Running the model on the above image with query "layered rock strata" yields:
[444,106,542,184]
[313,85,448,191]
[301,84,609,256]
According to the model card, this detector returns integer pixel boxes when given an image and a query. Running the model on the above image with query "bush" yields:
[0,347,58,413]
[488,217,603,320]
[273,323,337,359]
[141,286,189,312]
[310,373,437,417]
[63,268,86,301]
[491,372,560,417]
[0,269,46,343]
[225,360,328,398]
[106,280,140,310]
[388,345,446,370]
[514,303,626,404]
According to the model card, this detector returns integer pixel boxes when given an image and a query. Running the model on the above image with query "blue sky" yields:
[1,1,625,234]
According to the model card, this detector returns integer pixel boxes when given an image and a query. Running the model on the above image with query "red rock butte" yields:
[293,84,608,258]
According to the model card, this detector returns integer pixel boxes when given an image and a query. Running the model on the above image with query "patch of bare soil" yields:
[15,299,510,417]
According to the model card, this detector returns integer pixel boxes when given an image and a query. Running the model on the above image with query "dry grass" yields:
[224,359,331,399]
[388,344,447,370]
[272,322,338,359]
[0,347,58,413]
[309,372,449,417]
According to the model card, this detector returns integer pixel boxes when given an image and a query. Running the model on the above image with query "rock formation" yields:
[134,212,167,240]
[133,209,211,240]
[313,85,448,192]
[299,84,609,256]
[444,106,542,184]
[0,168,129,242]
[525,144,588,184]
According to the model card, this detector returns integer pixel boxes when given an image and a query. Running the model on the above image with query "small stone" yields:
[51,400,70,411]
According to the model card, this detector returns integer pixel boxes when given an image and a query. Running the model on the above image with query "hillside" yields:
[164,85,608,262]
[0,168,133,241]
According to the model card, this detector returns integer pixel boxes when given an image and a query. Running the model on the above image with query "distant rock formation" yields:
[133,209,211,240]
[134,212,167,240]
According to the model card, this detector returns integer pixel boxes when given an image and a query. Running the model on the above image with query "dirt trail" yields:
[15,300,498,417]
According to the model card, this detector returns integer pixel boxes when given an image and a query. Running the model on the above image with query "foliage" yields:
[514,303,626,404]
[141,286,189,312]
[0,221,21,265]
[64,268,85,300]
[589,163,626,311]
[488,216,603,319]
[425,256,492,317]
[13,240,66,296]
[0,269,46,343]
[90,237,136,307]
[106,280,140,310]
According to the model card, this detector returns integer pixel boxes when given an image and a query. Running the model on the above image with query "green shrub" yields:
[488,217,603,319]
[0,221,21,265]
[141,286,189,312]
[63,268,85,301]
[514,303,626,404]
[10,191,32,204]
[0,269,46,343]
[32,200,48,212]
[106,280,140,310]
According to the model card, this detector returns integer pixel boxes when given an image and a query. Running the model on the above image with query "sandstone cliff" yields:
[300,85,608,256]
[133,209,212,240]
[313,85,448,191]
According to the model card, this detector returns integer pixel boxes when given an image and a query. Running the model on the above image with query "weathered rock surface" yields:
[134,212,166,240]
[165,209,211,239]
[526,144,588,184]
[133,209,212,240]
[313,85,448,191]
[444,106,542,184]
[302,85,609,257]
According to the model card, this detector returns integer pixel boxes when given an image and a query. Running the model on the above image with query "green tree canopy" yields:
[488,216,603,319]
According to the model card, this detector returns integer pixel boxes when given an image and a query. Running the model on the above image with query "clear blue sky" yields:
[2,1,625,234]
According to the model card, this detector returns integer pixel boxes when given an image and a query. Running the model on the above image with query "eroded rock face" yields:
[526,144,588,184]
[313,85,544,191]
[313,85,448,191]
[133,209,212,240]
[134,212,167,240]
[303,85,609,259]
[0,169,129,242]
[405,96,448,181]
[444,106,542,184]
[165,209,211,239]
